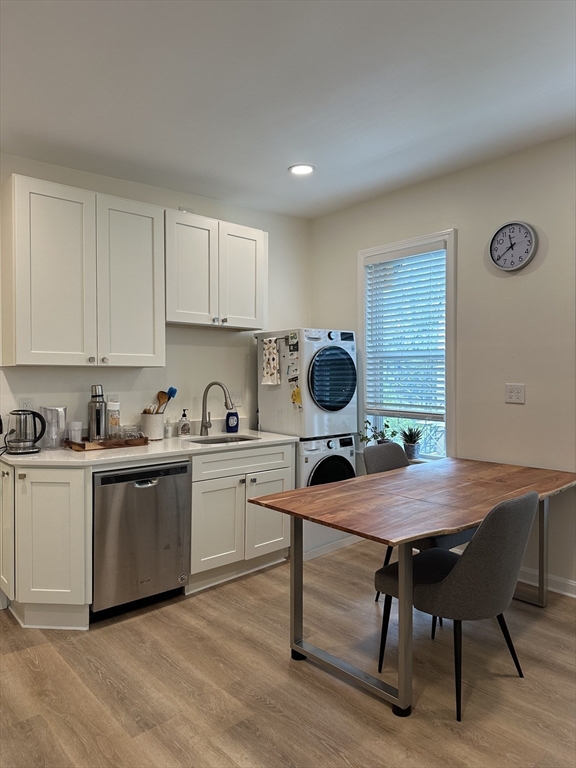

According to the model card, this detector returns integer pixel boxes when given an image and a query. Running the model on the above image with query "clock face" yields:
[490,222,538,271]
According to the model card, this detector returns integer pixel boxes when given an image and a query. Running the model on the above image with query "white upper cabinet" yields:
[165,210,219,325]
[165,210,268,330]
[2,176,98,365]
[97,195,165,367]
[1,175,165,367]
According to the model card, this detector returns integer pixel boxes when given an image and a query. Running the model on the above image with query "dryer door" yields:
[308,454,356,486]
[308,346,357,412]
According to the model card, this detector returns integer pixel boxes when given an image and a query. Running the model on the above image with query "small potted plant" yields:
[359,419,397,445]
[399,426,424,460]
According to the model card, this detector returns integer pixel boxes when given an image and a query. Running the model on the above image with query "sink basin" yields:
[187,435,261,445]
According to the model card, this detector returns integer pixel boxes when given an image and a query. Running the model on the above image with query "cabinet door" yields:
[245,467,291,559]
[0,463,15,600]
[165,210,219,325]
[13,176,98,365]
[16,468,85,604]
[191,475,245,574]
[97,195,165,366]
[218,222,267,330]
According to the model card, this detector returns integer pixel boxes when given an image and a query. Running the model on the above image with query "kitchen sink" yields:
[186,435,261,445]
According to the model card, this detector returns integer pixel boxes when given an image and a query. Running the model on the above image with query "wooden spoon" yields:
[157,391,169,412]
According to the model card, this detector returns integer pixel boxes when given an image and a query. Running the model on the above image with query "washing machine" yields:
[297,435,357,554]
[256,328,358,439]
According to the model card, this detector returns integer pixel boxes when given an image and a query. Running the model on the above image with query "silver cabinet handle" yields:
[212,317,219,324]
[221,317,228,324]
[101,357,109,364]
[88,356,96,363]
[250,477,257,483]
[239,478,246,484]
[18,473,26,480]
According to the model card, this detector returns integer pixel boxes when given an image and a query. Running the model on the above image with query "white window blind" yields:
[365,249,446,421]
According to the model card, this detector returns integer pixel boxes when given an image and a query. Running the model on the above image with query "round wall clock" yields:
[489,222,538,271]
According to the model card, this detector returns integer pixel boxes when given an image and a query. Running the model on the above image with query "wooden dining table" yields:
[251,457,576,717]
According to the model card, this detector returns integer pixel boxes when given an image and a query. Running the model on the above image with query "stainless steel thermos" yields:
[88,385,107,441]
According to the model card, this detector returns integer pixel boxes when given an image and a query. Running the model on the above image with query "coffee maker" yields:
[4,410,47,454]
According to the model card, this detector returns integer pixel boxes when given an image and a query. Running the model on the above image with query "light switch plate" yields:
[231,391,242,407]
[505,383,525,404]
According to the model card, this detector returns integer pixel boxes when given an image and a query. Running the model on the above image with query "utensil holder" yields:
[141,414,164,441]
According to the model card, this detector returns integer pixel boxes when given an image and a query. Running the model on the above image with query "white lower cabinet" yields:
[245,468,291,560]
[191,448,293,575]
[191,475,246,573]
[16,468,85,605]
[0,462,15,600]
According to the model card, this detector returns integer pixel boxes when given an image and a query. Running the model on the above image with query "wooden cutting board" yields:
[64,437,149,451]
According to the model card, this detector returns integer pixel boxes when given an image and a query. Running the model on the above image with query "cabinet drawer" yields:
[192,444,294,481]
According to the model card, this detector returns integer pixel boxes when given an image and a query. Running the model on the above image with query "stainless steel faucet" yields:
[200,381,235,435]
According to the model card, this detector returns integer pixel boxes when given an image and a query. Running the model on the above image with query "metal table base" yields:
[290,517,413,716]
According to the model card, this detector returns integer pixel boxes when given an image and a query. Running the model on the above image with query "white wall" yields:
[309,135,576,590]
[0,153,311,431]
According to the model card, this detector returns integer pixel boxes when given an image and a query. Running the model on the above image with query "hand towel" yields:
[261,338,281,385]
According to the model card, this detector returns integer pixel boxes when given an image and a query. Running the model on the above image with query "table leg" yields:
[514,497,549,607]
[395,542,413,716]
[290,516,306,659]
[288,516,413,715]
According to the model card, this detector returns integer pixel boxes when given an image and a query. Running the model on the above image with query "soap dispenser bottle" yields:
[177,409,191,436]
[225,408,239,433]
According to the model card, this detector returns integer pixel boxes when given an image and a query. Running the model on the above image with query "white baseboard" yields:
[518,566,576,599]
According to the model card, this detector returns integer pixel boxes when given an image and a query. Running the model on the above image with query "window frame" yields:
[357,229,457,457]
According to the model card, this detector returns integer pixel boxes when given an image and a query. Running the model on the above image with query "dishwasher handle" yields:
[133,478,159,489]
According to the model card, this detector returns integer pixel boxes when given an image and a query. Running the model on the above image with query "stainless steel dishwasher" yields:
[93,462,191,612]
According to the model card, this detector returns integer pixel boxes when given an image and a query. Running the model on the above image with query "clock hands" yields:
[495,231,518,260]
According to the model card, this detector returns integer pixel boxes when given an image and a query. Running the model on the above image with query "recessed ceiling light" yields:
[288,164,315,175]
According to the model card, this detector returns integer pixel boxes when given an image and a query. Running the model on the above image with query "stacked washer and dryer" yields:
[256,328,359,556]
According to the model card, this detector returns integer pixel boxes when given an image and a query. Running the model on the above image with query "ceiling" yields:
[1,0,574,218]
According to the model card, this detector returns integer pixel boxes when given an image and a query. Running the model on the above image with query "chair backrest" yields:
[364,442,410,474]
[419,491,539,621]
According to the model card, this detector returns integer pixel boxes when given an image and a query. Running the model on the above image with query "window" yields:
[358,230,456,458]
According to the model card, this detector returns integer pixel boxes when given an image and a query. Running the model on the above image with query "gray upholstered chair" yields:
[374,491,539,721]
[364,443,410,594]
[364,442,478,602]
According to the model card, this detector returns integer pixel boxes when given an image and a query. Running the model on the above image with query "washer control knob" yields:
[328,331,336,340]
[326,440,335,450]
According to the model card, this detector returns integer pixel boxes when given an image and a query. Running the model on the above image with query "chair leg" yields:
[454,619,462,722]
[375,546,394,601]
[438,617,443,627]
[383,545,393,567]
[431,615,437,639]
[496,613,524,678]
[378,594,392,673]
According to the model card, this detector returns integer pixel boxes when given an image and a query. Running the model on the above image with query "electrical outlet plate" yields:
[19,397,35,410]
[231,391,242,407]
[505,383,525,404]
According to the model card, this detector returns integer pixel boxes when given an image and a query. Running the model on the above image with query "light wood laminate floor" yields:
[1,540,575,768]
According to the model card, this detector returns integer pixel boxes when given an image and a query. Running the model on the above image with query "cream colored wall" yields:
[0,153,311,430]
[309,135,576,589]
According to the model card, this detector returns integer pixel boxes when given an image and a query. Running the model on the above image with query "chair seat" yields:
[375,547,460,598]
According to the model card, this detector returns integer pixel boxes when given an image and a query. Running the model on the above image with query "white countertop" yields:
[0,430,297,468]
